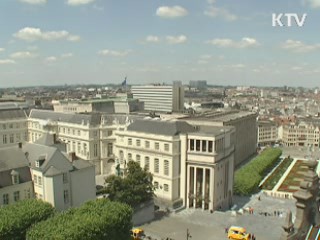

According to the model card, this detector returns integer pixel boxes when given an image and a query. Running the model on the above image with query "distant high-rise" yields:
[189,80,207,90]
[131,81,184,112]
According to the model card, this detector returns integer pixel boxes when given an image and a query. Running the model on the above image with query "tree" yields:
[105,161,155,207]
[27,199,133,240]
[0,199,55,240]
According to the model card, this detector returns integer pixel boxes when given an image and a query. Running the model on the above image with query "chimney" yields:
[18,142,22,149]
[69,152,77,162]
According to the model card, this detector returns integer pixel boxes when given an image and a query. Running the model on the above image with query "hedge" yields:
[27,199,133,240]
[234,147,282,195]
[0,199,55,240]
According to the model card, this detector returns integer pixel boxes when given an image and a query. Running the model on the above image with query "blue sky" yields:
[0,0,320,87]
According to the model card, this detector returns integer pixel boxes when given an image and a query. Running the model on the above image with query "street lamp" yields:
[186,228,192,240]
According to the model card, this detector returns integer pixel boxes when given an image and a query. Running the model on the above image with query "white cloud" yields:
[98,49,131,57]
[0,59,16,64]
[156,6,188,18]
[61,53,73,58]
[10,51,37,59]
[304,0,320,8]
[67,0,95,6]
[45,56,57,62]
[145,35,160,43]
[20,0,47,5]
[199,54,212,59]
[0,48,5,52]
[166,35,187,44]
[206,37,260,48]
[204,6,237,21]
[207,0,216,4]
[14,27,80,42]
[281,39,320,53]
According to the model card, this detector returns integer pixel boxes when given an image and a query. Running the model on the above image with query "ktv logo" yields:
[272,13,307,27]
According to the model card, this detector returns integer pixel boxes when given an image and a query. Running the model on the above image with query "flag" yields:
[121,77,127,86]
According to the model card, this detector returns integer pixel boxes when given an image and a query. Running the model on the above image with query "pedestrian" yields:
[274,210,276,216]
[252,234,256,240]
[225,227,228,233]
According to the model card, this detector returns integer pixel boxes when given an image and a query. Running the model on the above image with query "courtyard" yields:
[140,194,296,240]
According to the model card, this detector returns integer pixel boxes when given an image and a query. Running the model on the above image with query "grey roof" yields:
[0,102,29,110]
[0,147,29,172]
[29,109,101,126]
[34,133,67,152]
[72,159,94,170]
[23,143,74,174]
[0,109,27,120]
[196,126,234,136]
[101,114,144,125]
[44,166,62,177]
[0,147,32,188]
[127,119,196,136]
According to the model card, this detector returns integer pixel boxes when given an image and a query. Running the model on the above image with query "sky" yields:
[0,0,320,88]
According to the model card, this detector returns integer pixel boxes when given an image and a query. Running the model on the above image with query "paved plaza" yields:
[141,194,296,240]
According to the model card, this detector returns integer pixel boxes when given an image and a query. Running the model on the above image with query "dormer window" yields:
[11,170,19,184]
[35,155,46,168]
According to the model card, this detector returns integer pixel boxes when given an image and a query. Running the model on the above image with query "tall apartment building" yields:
[280,119,320,147]
[131,81,184,113]
[0,108,28,148]
[114,119,235,211]
[257,120,278,146]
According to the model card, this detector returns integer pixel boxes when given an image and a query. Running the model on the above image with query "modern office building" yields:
[113,118,235,211]
[131,82,184,113]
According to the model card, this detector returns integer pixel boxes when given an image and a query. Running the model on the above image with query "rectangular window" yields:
[164,184,169,192]
[155,142,159,150]
[16,133,21,141]
[63,173,68,183]
[33,174,37,184]
[3,134,7,144]
[190,139,194,151]
[164,160,169,176]
[196,140,200,151]
[38,176,42,186]
[136,139,141,147]
[10,134,14,143]
[154,181,159,189]
[72,129,75,135]
[94,143,98,157]
[77,142,81,153]
[208,141,213,152]
[14,191,20,202]
[136,155,141,165]
[202,140,207,152]
[154,158,159,173]
[64,190,69,204]
[144,157,150,171]
[164,144,169,151]
[128,153,132,161]
[3,194,9,205]
[78,130,81,136]
[145,141,150,148]
[107,130,112,136]
[2,124,6,130]
[128,138,132,145]
[9,123,13,129]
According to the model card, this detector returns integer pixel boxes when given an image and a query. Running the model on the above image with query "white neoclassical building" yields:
[114,118,235,211]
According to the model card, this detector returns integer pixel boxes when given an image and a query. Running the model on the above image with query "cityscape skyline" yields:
[1,0,320,88]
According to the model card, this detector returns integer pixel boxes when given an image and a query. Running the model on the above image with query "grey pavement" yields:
[141,194,296,240]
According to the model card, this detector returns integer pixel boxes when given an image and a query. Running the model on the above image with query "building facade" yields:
[280,119,320,147]
[258,120,278,146]
[131,82,184,113]
[0,108,28,148]
[22,135,96,211]
[113,119,235,211]
[0,146,33,206]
